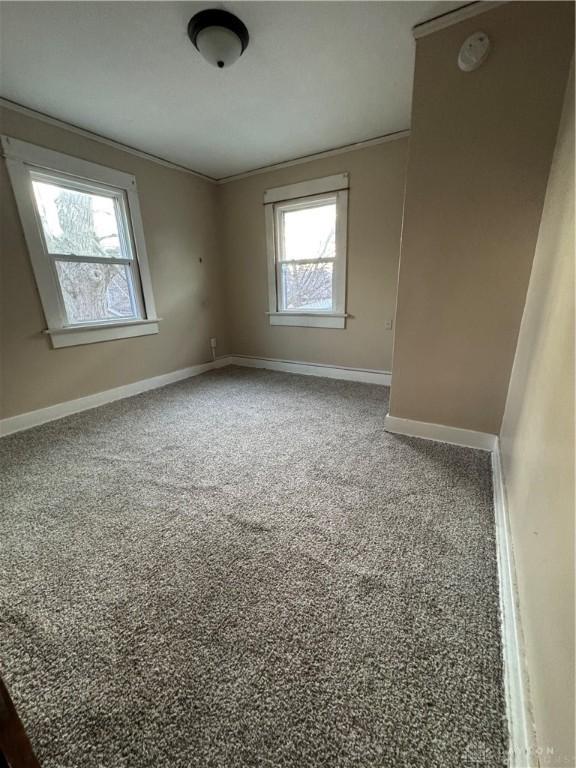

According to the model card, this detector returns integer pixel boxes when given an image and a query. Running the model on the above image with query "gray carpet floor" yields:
[0,367,507,767]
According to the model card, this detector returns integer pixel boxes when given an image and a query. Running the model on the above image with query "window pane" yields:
[32,180,127,259]
[281,202,336,262]
[55,261,139,324]
[279,261,334,311]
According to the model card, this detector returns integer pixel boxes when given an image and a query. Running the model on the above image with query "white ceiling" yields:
[0,1,463,179]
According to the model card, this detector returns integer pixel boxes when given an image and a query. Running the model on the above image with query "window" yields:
[2,136,158,347]
[265,173,349,328]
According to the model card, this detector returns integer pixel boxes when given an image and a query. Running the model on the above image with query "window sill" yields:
[44,318,160,348]
[267,312,347,329]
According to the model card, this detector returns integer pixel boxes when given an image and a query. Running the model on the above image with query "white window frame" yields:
[1,135,159,348]
[264,173,349,329]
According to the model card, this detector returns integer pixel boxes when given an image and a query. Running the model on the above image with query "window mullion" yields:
[51,254,132,266]
[277,257,335,266]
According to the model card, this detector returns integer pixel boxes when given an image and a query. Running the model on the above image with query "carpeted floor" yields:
[0,367,507,768]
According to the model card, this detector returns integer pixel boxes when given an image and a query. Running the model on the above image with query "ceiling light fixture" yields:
[187,9,249,69]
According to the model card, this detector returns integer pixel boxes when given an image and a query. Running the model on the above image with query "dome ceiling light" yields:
[187,9,249,69]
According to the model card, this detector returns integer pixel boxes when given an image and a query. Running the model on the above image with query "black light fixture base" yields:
[187,9,250,55]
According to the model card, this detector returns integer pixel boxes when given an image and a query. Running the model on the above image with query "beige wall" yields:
[0,106,228,419]
[500,63,574,768]
[389,1,574,433]
[218,138,408,371]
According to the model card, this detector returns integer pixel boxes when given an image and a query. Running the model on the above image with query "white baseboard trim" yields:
[492,442,537,768]
[0,358,231,437]
[383,413,497,451]
[1,351,535,768]
[383,415,535,763]
[0,355,389,436]
[227,355,392,385]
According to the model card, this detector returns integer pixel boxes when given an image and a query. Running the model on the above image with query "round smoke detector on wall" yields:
[458,32,491,72]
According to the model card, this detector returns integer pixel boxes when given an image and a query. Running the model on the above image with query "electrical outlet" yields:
[385,320,393,331]
[209,337,217,349]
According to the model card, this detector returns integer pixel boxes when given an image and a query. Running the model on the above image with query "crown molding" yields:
[0,97,410,185]
[0,97,216,182]
[216,130,410,184]
[413,1,507,39]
